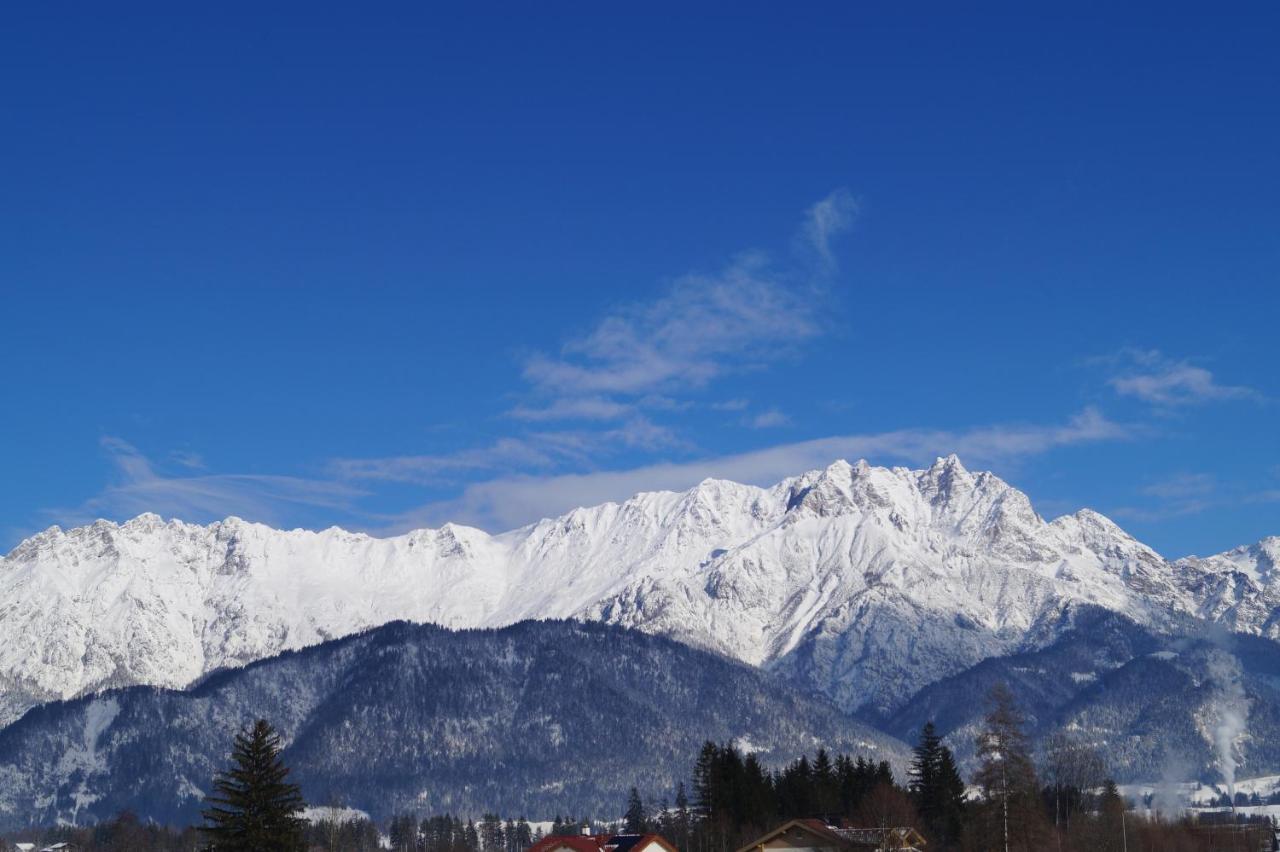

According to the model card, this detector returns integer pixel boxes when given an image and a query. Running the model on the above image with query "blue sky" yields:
[2,3,1277,557]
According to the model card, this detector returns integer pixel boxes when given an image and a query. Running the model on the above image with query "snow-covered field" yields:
[301,805,372,824]
[1120,774,1280,816]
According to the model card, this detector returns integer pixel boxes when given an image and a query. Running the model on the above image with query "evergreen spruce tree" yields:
[200,719,306,852]
[909,720,967,846]
[624,786,648,832]
[390,814,419,851]
[934,741,968,846]
[656,796,672,836]
[514,817,533,850]
[909,722,943,826]
[674,781,691,848]
[873,760,894,788]
[791,754,814,816]
[480,813,504,852]
[742,753,775,823]
[813,748,837,814]
[1092,779,1129,852]
[692,740,718,819]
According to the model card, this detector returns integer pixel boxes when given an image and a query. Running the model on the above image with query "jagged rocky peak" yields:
[122,511,167,532]
[1220,537,1279,580]
[2,524,60,562]
[784,458,860,517]
[917,453,975,500]
[1053,508,1158,559]
[1256,537,1280,579]
[781,455,1037,542]
[1067,507,1130,534]
[1176,536,1280,585]
[679,476,760,518]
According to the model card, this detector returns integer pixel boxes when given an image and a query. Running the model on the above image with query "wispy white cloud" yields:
[1112,472,1219,522]
[168,450,207,470]
[711,398,751,412]
[1110,502,1216,523]
[1113,469,1280,521]
[800,188,858,269]
[512,190,854,427]
[507,396,634,422]
[747,408,791,429]
[1140,472,1217,500]
[333,417,683,486]
[1105,349,1260,406]
[389,408,1129,532]
[51,438,366,528]
[330,436,572,485]
[1242,467,1280,505]
[521,254,822,397]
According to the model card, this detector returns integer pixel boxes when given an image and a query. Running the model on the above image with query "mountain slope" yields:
[2,456,1275,724]
[878,608,1280,782]
[0,619,905,830]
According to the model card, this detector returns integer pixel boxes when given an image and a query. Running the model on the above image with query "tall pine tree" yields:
[200,719,306,852]
[673,780,691,849]
[908,722,966,848]
[909,723,943,829]
[624,787,648,832]
[934,741,967,846]
[812,748,838,814]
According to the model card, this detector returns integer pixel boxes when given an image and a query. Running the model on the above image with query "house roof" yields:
[734,818,926,852]
[830,827,927,849]
[604,835,679,852]
[529,834,678,852]
[527,835,613,852]
[735,818,846,852]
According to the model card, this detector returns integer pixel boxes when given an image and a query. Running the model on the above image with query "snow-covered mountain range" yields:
[3,455,1276,725]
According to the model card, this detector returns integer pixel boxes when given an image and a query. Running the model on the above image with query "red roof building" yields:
[528,834,680,852]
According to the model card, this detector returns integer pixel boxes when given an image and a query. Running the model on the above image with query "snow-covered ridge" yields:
[2,456,1276,725]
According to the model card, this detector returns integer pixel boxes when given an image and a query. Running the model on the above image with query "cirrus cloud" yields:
[47,437,367,530]
[1105,349,1260,406]
[514,189,855,421]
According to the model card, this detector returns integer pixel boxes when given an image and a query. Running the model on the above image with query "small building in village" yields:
[736,818,926,852]
[529,834,680,852]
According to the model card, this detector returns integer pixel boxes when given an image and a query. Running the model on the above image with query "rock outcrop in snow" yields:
[2,456,1275,724]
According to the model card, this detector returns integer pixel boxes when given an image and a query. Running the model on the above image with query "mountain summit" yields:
[2,457,1275,724]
